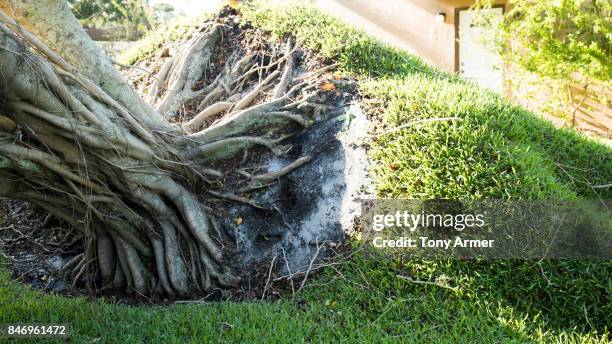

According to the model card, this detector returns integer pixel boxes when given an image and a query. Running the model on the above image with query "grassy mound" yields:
[241,2,610,200]
[0,2,609,342]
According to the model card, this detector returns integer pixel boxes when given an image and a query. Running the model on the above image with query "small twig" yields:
[584,304,594,330]
[371,117,463,138]
[294,63,339,82]
[60,253,84,272]
[273,246,363,282]
[396,275,457,291]
[206,190,268,210]
[173,289,221,304]
[537,263,552,287]
[71,258,94,289]
[113,59,164,89]
[554,162,607,206]
[218,322,234,329]
[112,60,154,77]
[272,204,291,228]
[298,242,323,291]
[370,297,417,325]
[8,226,27,239]
[261,254,278,300]
[273,260,336,282]
[0,44,22,56]
[281,247,295,298]
[592,183,612,189]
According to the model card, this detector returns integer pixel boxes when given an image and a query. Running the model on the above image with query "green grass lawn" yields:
[1,1,610,342]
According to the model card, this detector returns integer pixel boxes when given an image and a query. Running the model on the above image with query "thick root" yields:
[0,6,343,299]
[155,27,221,118]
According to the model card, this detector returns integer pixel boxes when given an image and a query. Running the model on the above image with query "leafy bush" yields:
[475,0,611,127]
[68,0,152,34]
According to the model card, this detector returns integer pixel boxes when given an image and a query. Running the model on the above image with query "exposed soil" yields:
[0,7,372,303]
[0,201,84,296]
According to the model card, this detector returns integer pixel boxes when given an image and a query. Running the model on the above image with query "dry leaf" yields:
[320,81,336,92]
[235,216,243,225]
[228,0,241,9]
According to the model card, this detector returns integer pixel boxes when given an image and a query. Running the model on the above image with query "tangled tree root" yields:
[0,7,353,299]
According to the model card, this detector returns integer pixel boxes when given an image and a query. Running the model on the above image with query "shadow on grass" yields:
[0,2,608,342]
[241,2,612,340]
[314,249,611,340]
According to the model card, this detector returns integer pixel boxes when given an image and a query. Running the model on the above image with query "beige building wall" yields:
[316,0,506,72]
[315,0,611,137]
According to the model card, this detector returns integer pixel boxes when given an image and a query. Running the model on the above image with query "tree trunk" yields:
[0,1,323,298]
[0,0,169,130]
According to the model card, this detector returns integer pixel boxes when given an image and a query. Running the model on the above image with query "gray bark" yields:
[0,0,322,298]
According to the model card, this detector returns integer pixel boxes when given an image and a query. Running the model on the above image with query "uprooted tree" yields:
[0,1,338,298]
